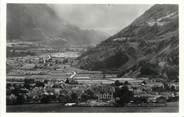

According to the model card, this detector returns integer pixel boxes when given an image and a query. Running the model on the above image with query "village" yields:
[6,48,179,107]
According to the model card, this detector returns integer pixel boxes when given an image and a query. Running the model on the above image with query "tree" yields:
[114,86,133,106]
[170,85,176,92]
[133,97,148,104]
[70,92,78,102]
[35,81,44,87]
[124,81,130,85]
[40,94,49,103]
[65,78,69,84]
[24,79,34,89]
[114,80,121,86]
[80,89,96,101]
[16,94,25,104]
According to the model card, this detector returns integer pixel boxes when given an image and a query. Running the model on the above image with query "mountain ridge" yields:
[77,4,179,80]
[7,4,109,48]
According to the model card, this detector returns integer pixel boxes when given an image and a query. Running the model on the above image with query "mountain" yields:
[77,4,179,80]
[7,4,108,48]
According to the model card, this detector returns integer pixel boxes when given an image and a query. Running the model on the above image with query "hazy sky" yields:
[50,4,152,35]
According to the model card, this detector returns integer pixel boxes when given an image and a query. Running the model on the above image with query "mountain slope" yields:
[77,4,179,80]
[7,4,108,48]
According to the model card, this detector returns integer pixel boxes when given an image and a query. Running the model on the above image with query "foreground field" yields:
[7,102,178,112]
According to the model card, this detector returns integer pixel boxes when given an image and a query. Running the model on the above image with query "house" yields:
[91,85,115,101]
[97,93,113,101]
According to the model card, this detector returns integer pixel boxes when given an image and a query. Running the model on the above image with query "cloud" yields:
[49,4,152,35]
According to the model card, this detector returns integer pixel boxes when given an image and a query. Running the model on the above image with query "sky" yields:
[50,4,153,35]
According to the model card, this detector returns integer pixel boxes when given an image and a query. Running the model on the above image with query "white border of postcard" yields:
[0,0,184,117]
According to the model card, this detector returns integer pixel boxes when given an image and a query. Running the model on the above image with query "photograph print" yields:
[6,4,179,112]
